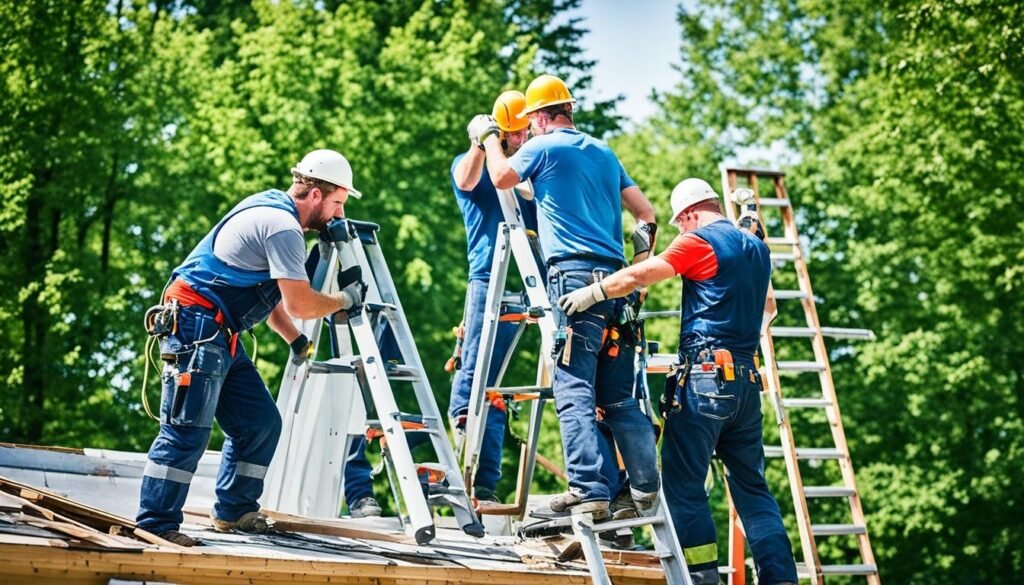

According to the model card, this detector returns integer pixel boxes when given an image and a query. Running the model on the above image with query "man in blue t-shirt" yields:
[448,90,537,503]
[480,75,662,519]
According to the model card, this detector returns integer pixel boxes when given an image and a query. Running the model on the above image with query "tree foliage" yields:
[613,0,1024,581]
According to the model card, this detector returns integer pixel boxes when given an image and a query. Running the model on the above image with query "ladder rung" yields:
[772,289,807,300]
[588,514,664,532]
[821,563,878,575]
[820,326,877,340]
[757,197,791,208]
[812,523,867,536]
[781,398,832,408]
[307,360,358,374]
[364,302,399,314]
[804,486,856,498]
[770,326,816,338]
[384,363,422,381]
[775,361,825,372]
[764,446,845,460]
[770,252,796,262]
[766,236,799,246]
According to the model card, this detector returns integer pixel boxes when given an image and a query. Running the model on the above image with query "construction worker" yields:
[479,74,662,518]
[451,90,537,503]
[556,178,799,585]
[137,149,366,546]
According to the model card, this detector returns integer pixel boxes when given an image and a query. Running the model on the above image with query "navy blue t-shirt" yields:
[451,153,538,281]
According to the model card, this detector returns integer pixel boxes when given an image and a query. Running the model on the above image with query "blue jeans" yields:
[344,436,374,504]
[547,259,659,502]
[449,279,516,492]
[662,353,797,583]
[137,306,282,534]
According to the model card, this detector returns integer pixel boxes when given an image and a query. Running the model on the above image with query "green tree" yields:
[614,1,1024,581]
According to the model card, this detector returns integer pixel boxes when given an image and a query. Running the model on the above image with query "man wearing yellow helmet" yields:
[447,90,537,504]
[479,74,661,519]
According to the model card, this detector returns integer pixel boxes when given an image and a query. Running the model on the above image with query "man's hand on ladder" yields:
[337,265,368,313]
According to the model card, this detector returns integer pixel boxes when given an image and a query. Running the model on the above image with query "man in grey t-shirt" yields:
[137,150,364,546]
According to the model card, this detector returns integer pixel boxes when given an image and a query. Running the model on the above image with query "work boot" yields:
[609,489,638,520]
[210,511,269,534]
[158,529,199,547]
[474,486,499,504]
[349,496,383,519]
[630,487,660,517]
[548,489,609,518]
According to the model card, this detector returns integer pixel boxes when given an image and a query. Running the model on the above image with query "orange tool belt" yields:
[164,279,239,356]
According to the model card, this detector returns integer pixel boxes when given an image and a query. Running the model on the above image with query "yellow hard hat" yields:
[492,90,529,133]
[519,74,575,118]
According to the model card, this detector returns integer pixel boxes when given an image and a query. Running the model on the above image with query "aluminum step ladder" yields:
[720,166,881,584]
[269,218,483,545]
[461,182,558,518]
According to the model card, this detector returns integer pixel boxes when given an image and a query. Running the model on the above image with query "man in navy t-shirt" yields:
[448,90,537,503]
[480,75,662,519]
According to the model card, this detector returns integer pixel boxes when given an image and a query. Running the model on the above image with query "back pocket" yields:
[689,369,738,420]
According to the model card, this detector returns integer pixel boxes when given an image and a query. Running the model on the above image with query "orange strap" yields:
[165,279,225,326]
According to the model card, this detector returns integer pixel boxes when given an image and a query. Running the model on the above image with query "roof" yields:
[0,443,667,584]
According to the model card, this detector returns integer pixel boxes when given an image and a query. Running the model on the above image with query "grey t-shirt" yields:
[213,206,308,281]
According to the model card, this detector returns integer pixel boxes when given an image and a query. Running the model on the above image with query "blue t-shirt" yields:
[508,128,636,264]
[451,153,538,281]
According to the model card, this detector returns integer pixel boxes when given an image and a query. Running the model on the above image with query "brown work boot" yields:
[210,511,269,534]
[630,487,660,517]
[548,490,609,519]
[158,529,200,547]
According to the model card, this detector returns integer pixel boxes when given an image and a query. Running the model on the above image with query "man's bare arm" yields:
[267,303,302,343]
[621,185,656,224]
[452,146,485,191]
[277,278,345,320]
[602,257,677,299]
[482,135,525,192]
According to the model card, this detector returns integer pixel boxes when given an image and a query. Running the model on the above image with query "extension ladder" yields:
[266,218,483,545]
[720,166,880,584]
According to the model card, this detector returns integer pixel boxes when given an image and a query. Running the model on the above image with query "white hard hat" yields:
[291,149,362,199]
[670,178,719,226]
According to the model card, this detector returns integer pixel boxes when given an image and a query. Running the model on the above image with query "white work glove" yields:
[557,282,608,316]
[339,279,366,311]
[467,114,500,148]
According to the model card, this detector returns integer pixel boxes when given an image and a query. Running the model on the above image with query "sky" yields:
[572,0,683,125]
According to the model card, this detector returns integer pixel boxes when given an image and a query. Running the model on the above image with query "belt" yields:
[164,279,238,356]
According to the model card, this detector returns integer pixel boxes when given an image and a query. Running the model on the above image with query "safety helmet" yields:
[492,90,530,133]
[291,149,362,199]
[519,74,575,118]
[670,178,719,226]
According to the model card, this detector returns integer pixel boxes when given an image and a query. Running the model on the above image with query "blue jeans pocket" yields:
[161,343,228,428]
[689,369,738,420]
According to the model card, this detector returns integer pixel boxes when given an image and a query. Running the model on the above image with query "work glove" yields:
[337,266,368,312]
[737,211,765,241]
[557,282,608,316]
[467,114,500,148]
[631,221,658,259]
[289,333,314,366]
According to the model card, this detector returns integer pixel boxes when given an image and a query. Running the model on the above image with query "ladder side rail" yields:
[776,177,879,582]
[338,238,438,542]
[353,234,483,535]
[463,223,513,483]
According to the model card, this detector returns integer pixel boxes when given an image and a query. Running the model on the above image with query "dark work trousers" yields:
[662,353,798,584]
[546,258,660,502]
[137,306,282,534]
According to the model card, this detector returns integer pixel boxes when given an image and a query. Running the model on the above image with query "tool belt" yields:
[146,279,239,358]
[659,346,761,418]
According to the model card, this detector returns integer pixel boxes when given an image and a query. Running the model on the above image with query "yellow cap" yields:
[492,90,529,132]
[519,74,575,118]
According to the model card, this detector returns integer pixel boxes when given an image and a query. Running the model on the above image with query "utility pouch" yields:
[160,342,228,428]
[690,368,738,421]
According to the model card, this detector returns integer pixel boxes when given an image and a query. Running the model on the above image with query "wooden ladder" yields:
[719,167,880,584]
